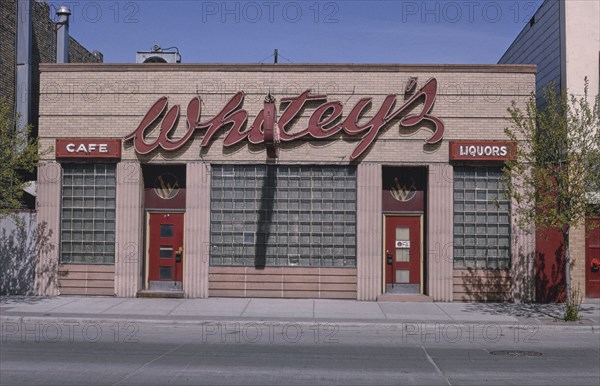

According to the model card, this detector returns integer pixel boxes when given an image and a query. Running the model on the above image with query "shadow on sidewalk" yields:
[0,296,49,306]
[461,302,599,320]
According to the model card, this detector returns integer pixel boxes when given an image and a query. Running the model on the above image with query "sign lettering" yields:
[124,78,445,161]
[56,139,121,159]
[449,141,515,161]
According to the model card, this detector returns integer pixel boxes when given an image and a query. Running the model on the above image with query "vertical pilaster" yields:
[184,162,211,298]
[510,172,536,303]
[34,162,61,296]
[114,162,143,297]
[356,163,382,301]
[427,163,454,301]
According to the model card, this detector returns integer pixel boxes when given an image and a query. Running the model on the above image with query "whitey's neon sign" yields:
[124,78,445,161]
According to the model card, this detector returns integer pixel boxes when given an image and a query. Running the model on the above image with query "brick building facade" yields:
[35,63,537,302]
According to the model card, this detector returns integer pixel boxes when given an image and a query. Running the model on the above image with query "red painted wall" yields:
[535,228,566,302]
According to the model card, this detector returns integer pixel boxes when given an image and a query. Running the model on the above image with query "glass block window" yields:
[60,164,116,264]
[453,166,510,269]
[210,165,357,267]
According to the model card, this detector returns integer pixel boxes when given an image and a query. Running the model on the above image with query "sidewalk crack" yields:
[240,299,251,317]
[166,299,185,316]
[45,298,80,312]
[421,345,452,386]
[112,342,186,386]
[100,298,129,314]
[377,302,388,319]
[434,303,454,321]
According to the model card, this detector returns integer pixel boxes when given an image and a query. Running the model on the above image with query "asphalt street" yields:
[1,321,599,386]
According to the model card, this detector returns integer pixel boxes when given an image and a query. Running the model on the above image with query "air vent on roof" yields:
[136,45,181,64]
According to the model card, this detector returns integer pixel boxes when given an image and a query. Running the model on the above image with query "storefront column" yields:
[356,163,382,301]
[114,162,143,297]
[184,162,211,298]
[510,225,536,303]
[34,161,62,296]
[510,179,536,302]
[427,163,453,301]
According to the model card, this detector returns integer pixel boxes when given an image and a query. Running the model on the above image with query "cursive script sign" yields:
[124,78,445,161]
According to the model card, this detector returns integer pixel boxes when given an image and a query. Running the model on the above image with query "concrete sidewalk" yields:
[1,296,599,331]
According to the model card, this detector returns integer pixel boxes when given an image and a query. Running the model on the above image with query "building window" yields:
[60,164,116,264]
[453,166,510,269]
[210,165,357,267]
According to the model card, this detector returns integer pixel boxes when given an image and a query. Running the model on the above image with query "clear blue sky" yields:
[48,0,544,64]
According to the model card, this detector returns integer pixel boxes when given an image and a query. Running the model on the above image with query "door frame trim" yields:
[585,216,600,298]
[144,210,186,290]
[381,213,424,295]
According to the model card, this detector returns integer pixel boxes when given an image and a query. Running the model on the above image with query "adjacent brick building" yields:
[0,0,101,295]
[0,0,101,130]
[499,0,600,300]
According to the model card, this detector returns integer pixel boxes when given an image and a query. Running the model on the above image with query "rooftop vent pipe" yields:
[56,6,71,63]
[16,0,32,134]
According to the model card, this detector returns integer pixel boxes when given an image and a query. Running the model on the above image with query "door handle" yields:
[386,249,393,265]
[175,247,183,262]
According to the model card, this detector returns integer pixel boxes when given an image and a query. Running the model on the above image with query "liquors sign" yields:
[449,141,515,161]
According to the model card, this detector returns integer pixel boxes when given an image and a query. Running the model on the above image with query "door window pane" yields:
[396,249,409,262]
[160,225,174,238]
[395,227,409,240]
[159,266,172,280]
[160,246,173,259]
[395,270,410,283]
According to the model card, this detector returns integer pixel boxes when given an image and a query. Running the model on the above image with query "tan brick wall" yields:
[38,65,535,165]
[571,221,586,295]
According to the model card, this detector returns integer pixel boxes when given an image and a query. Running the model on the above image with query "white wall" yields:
[500,0,600,106]
[564,0,600,103]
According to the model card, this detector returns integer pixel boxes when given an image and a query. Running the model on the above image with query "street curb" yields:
[1,315,597,333]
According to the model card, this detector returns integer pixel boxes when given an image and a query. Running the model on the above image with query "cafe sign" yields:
[124,78,445,161]
[56,138,121,159]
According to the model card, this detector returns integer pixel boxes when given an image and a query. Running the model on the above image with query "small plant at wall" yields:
[563,286,583,322]
[503,78,600,318]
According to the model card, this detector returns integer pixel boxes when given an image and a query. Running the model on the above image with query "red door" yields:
[586,217,600,298]
[385,216,421,292]
[148,213,184,283]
